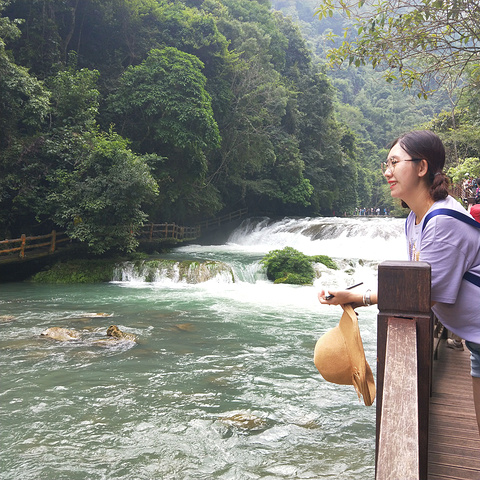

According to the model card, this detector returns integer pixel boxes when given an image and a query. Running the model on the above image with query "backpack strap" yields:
[421,208,480,287]
[422,208,480,232]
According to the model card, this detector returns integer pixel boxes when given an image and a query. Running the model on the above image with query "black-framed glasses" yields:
[381,157,422,174]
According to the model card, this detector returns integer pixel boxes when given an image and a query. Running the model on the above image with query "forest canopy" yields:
[1,0,478,253]
[0,0,360,252]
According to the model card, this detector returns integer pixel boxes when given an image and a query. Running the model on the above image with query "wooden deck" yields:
[428,339,480,479]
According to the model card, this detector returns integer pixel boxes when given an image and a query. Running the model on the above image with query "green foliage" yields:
[31,259,119,283]
[4,0,448,248]
[273,272,310,285]
[261,246,338,285]
[272,0,454,214]
[310,254,338,270]
[424,108,480,167]
[261,247,315,285]
[49,129,159,254]
[108,47,220,158]
[447,158,480,186]
[48,61,100,129]
[106,46,221,221]
[313,0,480,97]
[0,39,50,147]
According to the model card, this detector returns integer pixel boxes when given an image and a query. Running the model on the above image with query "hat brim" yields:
[314,304,376,406]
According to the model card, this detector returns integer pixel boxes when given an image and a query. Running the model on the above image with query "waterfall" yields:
[224,216,406,260]
[112,259,235,284]
[114,216,406,287]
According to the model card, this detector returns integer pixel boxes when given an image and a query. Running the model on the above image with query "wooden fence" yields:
[376,261,433,480]
[195,208,248,230]
[138,223,201,242]
[139,208,248,242]
[0,230,70,262]
[0,208,249,259]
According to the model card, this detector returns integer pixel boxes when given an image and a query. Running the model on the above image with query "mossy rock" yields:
[126,259,235,284]
[31,259,120,283]
[274,273,312,285]
[261,247,337,285]
[310,254,339,270]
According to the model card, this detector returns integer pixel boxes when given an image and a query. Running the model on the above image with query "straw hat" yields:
[314,304,376,406]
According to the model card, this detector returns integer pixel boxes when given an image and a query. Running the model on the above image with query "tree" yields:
[106,46,221,221]
[315,0,480,96]
[49,130,159,254]
[203,17,295,212]
[0,51,159,251]
[0,5,49,149]
[48,55,100,129]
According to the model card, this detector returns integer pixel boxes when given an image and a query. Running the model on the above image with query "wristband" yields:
[363,289,372,306]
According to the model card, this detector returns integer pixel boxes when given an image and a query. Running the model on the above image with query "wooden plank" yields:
[376,261,432,480]
[428,340,480,479]
[377,317,419,480]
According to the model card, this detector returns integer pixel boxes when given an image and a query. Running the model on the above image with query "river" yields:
[0,216,405,480]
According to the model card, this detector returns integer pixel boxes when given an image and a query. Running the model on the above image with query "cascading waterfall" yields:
[113,215,406,287]
[112,258,236,284]
[225,216,405,260]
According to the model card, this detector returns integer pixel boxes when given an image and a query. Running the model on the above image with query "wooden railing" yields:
[0,230,70,261]
[0,209,249,258]
[375,261,433,480]
[139,208,248,242]
[195,208,248,230]
[138,223,201,242]
[450,183,477,204]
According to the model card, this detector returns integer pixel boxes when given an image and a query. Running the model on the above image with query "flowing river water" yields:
[0,216,406,480]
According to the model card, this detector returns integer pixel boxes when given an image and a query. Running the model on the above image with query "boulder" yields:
[40,327,80,341]
[106,325,137,341]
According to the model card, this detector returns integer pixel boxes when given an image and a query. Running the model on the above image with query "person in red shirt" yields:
[471,195,480,223]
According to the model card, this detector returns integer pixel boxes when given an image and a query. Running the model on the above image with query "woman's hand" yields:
[317,288,369,309]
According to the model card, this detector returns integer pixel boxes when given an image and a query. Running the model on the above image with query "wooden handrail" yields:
[376,317,419,479]
[376,261,432,480]
[139,208,248,242]
[1,209,248,253]
[138,223,201,241]
[0,230,70,258]
[195,208,248,230]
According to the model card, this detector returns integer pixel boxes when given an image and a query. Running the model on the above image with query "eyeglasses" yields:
[381,157,422,174]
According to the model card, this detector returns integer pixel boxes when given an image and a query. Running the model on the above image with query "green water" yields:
[0,216,401,479]
[0,281,377,480]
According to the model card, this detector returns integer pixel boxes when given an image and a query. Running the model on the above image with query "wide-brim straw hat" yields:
[314,304,376,406]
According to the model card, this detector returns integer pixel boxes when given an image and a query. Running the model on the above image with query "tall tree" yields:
[315,0,480,96]
[0,3,49,149]
[106,46,221,221]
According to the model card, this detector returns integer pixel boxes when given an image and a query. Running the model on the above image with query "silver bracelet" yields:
[363,289,372,306]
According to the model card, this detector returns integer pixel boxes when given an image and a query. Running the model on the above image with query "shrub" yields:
[261,247,338,285]
[310,254,338,270]
[261,247,315,285]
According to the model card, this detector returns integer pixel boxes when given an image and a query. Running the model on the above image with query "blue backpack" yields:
[421,208,480,287]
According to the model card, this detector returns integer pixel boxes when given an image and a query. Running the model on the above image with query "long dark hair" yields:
[390,130,449,207]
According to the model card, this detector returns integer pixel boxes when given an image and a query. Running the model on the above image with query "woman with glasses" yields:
[318,129,480,432]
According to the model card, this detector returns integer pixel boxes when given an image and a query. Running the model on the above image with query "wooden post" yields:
[376,261,432,480]
[376,317,419,479]
[50,230,57,253]
[20,234,26,258]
